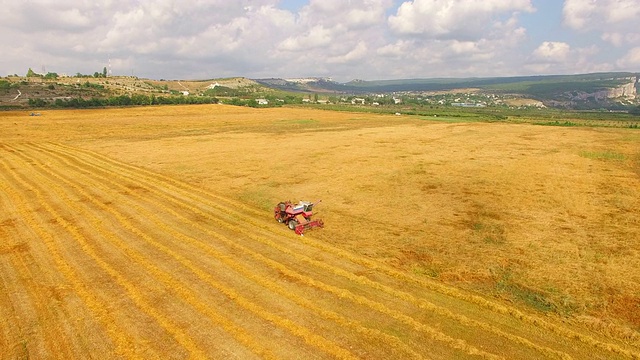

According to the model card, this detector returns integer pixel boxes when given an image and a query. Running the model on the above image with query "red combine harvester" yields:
[274,200,324,235]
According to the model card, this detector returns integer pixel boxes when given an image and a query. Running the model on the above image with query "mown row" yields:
[1,143,639,359]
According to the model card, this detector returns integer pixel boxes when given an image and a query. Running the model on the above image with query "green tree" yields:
[44,72,58,80]
[26,68,37,77]
[103,67,107,77]
[28,98,48,107]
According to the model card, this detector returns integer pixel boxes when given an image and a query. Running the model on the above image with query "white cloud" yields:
[563,0,640,45]
[616,47,640,69]
[533,41,571,62]
[562,0,597,30]
[601,32,624,47]
[525,42,615,75]
[277,25,336,52]
[602,32,640,48]
[266,0,396,79]
[388,0,534,40]
[604,0,640,23]
[0,2,98,33]
[275,0,391,54]
[0,0,634,81]
[375,1,532,79]
[301,0,392,29]
[327,41,368,64]
[573,46,614,73]
[376,40,412,58]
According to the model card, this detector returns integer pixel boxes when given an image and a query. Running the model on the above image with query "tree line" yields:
[28,94,219,108]
[26,67,109,79]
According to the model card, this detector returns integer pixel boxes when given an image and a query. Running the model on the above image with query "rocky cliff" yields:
[569,77,637,101]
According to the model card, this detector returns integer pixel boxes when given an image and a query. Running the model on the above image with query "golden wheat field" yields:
[1,104,639,359]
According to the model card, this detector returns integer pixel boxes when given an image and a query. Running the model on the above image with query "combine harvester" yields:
[274,200,324,235]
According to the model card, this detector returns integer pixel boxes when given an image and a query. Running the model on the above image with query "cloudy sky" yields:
[1,0,639,82]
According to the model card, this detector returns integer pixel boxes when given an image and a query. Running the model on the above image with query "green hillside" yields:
[2,72,638,111]
[343,72,638,96]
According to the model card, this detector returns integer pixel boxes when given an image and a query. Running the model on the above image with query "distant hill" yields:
[255,72,639,109]
[2,72,638,110]
[0,76,267,109]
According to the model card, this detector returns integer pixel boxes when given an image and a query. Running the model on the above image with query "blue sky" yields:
[1,0,638,81]
[278,0,308,12]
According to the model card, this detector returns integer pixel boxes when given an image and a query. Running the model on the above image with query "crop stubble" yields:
[1,105,639,359]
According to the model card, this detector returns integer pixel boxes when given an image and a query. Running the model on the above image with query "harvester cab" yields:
[292,201,313,214]
[274,200,324,235]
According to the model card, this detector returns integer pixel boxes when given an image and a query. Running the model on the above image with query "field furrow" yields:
[2,118,639,360]
[0,158,139,359]
[41,142,640,359]
[26,143,425,359]
[26,151,359,359]
[31,162,227,357]
[28,145,446,358]
[0,224,77,359]
[2,105,640,359]
[4,153,213,358]
[8,145,279,359]
[35,143,513,359]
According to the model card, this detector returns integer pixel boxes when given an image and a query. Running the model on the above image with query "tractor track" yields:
[3,157,215,358]
[25,144,448,358]
[25,143,425,359]
[32,143,640,358]
[43,142,640,359]
[10,144,400,358]
[1,142,639,359]
[7,145,277,359]
[7,145,337,359]
[0,158,140,359]
[31,143,525,359]
[0,205,80,359]
[0,241,65,359]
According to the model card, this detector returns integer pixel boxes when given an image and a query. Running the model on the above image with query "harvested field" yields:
[1,105,639,359]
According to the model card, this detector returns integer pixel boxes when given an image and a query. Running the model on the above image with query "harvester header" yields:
[274,200,324,235]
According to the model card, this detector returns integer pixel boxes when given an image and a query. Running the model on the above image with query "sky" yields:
[1,0,639,82]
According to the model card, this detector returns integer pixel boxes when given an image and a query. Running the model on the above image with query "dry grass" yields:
[1,104,639,358]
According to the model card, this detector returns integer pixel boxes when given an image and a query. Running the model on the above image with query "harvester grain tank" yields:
[274,200,324,235]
